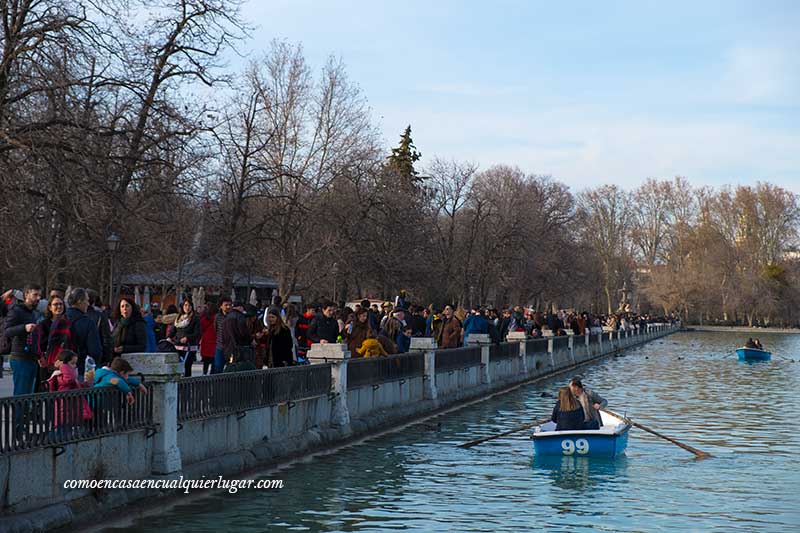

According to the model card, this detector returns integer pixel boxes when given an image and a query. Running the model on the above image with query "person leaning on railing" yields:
[93,357,148,405]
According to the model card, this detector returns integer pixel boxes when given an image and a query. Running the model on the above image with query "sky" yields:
[233,0,799,193]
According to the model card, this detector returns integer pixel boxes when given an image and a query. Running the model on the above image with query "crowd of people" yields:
[1,284,676,400]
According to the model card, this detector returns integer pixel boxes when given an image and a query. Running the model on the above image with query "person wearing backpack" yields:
[4,285,42,395]
[65,288,102,381]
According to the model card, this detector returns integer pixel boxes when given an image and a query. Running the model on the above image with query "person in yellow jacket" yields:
[357,338,387,358]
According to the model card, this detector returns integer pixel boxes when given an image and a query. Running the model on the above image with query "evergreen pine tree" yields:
[387,125,422,183]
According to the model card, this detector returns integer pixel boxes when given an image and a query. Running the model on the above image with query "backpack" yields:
[26,323,47,361]
[49,316,75,366]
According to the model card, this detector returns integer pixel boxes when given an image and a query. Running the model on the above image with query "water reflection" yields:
[532,455,629,491]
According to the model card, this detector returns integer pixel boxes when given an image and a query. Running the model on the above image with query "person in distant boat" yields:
[744,338,756,348]
[569,377,607,430]
[551,387,586,431]
[753,338,764,350]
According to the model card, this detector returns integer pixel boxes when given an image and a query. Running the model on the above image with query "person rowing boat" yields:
[569,377,607,430]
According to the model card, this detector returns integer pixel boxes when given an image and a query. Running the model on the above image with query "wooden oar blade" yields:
[601,409,713,459]
[458,418,550,448]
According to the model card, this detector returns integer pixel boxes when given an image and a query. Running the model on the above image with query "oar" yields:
[458,417,551,448]
[601,409,713,459]
[774,354,797,363]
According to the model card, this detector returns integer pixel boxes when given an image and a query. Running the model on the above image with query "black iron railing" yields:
[0,385,153,455]
[552,336,570,351]
[489,342,520,360]
[435,346,483,371]
[347,353,425,388]
[525,338,549,354]
[178,365,332,422]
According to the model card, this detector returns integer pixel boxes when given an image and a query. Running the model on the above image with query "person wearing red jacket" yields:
[294,303,316,363]
[198,303,217,375]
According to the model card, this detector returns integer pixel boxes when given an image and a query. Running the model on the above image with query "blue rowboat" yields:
[736,347,771,361]
[532,410,630,458]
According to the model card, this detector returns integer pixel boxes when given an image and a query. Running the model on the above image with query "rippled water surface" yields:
[106,332,800,532]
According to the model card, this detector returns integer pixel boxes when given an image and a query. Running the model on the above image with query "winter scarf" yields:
[112,317,131,347]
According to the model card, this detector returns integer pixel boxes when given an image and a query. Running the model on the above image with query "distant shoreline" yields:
[683,325,800,335]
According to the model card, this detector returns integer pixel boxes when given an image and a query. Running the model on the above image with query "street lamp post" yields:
[106,233,121,306]
[331,262,339,303]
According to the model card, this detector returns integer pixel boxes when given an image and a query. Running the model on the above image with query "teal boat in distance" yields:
[736,347,772,361]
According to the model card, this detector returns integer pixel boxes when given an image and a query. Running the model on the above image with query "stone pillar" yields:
[546,338,555,368]
[467,334,491,385]
[125,352,182,475]
[410,338,438,400]
[308,343,351,429]
[507,331,527,374]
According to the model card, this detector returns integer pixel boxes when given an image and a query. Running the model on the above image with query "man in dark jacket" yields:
[86,289,113,365]
[498,308,511,340]
[410,306,427,336]
[4,285,42,395]
[308,301,339,344]
[211,297,232,374]
[66,287,102,379]
[221,301,253,370]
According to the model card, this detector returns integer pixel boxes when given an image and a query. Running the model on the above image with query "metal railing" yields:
[178,365,332,422]
[1,385,153,455]
[435,346,482,371]
[552,336,570,351]
[489,342,520,360]
[347,353,425,388]
[525,338,549,354]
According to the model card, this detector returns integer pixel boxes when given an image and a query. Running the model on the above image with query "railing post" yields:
[467,334,491,385]
[308,343,351,429]
[126,352,182,475]
[507,331,527,374]
[411,337,438,400]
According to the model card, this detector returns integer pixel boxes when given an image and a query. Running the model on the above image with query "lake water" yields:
[102,332,800,532]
